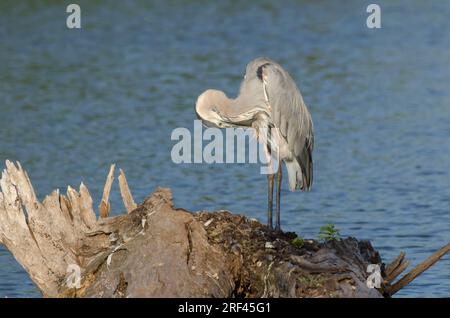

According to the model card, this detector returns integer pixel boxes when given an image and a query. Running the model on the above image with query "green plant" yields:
[318,224,341,242]
[297,274,326,288]
[291,236,305,248]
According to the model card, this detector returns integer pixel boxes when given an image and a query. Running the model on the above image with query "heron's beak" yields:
[200,119,217,128]
[195,112,217,127]
[195,108,216,127]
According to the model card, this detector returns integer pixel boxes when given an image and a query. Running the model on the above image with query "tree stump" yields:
[0,161,448,297]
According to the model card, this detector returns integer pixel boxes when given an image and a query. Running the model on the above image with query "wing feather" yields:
[262,62,314,191]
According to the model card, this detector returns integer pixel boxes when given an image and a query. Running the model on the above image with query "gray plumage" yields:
[196,57,314,230]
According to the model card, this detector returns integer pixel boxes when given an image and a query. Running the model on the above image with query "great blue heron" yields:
[195,57,314,231]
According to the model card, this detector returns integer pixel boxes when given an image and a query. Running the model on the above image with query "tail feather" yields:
[285,160,301,191]
[299,146,313,191]
[285,153,313,192]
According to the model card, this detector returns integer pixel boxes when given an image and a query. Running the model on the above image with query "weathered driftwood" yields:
[118,169,137,213]
[385,243,450,296]
[0,161,448,298]
[99,163,115,218]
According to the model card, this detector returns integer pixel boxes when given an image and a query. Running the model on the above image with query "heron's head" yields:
[195,89,232,128]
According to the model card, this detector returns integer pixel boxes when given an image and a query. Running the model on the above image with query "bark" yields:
[0,161,447,297]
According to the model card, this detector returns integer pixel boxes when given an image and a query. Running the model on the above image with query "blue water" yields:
[0,0,449,297]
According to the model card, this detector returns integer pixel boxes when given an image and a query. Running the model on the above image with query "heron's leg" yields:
[267,173,274,230]
[275,160,282,232]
